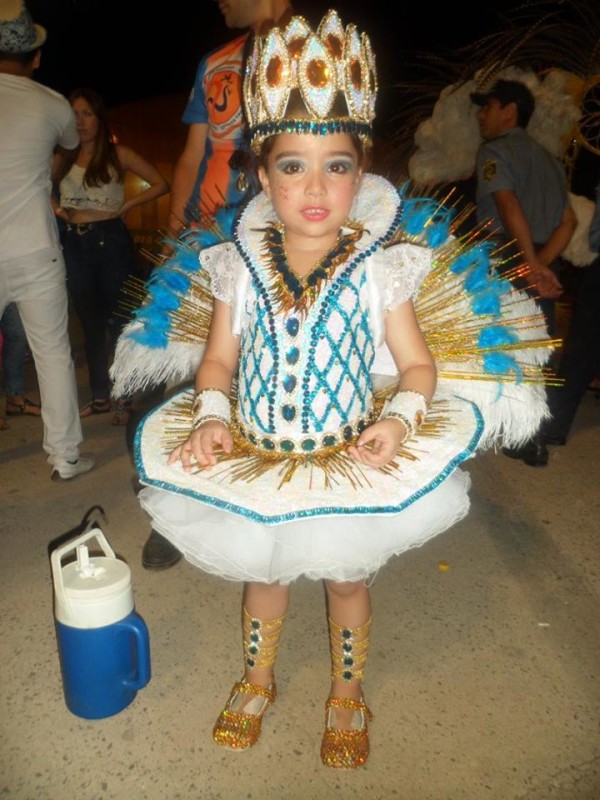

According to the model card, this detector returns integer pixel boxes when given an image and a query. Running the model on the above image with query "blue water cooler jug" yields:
[51,527,151,719]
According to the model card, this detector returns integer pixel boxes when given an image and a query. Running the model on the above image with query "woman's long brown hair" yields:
[56,87,124,187]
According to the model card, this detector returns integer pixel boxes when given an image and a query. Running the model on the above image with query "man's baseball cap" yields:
[470,79,535,123]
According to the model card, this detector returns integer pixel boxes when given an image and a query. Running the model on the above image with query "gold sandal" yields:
[212,679,276,750]
[321,695,373,769]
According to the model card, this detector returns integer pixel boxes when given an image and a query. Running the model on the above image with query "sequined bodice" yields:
[237,253,375,444]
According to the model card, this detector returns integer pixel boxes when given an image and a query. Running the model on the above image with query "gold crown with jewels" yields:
[243,9,378,152]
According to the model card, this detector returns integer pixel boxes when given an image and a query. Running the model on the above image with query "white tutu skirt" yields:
[135,391,480,584]
[139,469,471,583]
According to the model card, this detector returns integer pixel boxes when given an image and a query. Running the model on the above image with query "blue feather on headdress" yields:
[214,206,238,239]
[470,277,513,316]
[471,286,503,316]
[400,192,452,236]
[141,284,181,312]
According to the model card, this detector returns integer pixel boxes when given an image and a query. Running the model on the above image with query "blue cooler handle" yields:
[120,614,151,690]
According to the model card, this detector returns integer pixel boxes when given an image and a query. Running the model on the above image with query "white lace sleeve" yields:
[200,242,244,305]
[370,242,433,376]
[384,242,432,310]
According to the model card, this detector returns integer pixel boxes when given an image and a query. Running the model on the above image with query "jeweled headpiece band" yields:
[243,9,378,153]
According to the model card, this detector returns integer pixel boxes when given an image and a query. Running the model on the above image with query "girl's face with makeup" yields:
[258,132,363,251]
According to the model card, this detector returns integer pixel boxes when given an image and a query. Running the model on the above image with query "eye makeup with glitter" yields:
[275,157,305,175]
[325,156,356,175]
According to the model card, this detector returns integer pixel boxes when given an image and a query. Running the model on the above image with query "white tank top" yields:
[59,163,124,212]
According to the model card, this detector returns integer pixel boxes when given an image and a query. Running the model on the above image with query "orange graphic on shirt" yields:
[206,68,242,138]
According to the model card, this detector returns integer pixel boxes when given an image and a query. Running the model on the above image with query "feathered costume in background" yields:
[383,0,600,267]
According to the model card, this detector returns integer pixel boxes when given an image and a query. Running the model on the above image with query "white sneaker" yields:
[50,454,96,481]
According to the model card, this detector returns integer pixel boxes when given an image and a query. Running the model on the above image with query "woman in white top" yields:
[53,87,169,424]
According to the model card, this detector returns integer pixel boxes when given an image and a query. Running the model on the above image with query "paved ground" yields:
[1,348,599,800]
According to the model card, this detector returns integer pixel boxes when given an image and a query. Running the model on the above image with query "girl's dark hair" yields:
[56,87,124,187]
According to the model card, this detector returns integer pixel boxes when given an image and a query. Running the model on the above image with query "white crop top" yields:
[59,163,124,212]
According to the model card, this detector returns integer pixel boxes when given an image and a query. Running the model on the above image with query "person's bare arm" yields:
[166,123,208,236]
[116,145,169,217]
[537,203,577,266]
[168,298,240,470]
[51,152,73,222]
[493,189,562,299]
[347,299,436,468]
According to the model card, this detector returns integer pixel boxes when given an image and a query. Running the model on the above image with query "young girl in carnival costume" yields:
[111,10,556,769]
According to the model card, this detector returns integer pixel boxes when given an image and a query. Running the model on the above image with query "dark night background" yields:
[26,0,500,119]
[23,0,599,196]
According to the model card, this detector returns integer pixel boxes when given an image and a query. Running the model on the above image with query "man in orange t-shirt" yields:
[165,0,294,236]
[180,33,248,223]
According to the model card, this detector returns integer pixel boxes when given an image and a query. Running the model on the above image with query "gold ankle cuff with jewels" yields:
[328,616,371,682]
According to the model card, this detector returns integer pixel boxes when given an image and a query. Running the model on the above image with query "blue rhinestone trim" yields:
[235,412,376,455]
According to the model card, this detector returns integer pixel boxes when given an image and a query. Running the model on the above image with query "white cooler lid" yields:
[55,556,134,628]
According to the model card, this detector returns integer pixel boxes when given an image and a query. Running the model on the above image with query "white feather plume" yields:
[408,67,580,185]
[110,321,204,398]
[563,192,598,266]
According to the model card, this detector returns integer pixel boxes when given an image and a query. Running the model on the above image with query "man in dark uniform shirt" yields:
[471,79,577,465]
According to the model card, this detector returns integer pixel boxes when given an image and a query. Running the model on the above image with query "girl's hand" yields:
[168,421,233,471]
[346,419,407,468]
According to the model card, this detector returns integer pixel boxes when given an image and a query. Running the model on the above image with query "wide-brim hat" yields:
[0,0,46,53]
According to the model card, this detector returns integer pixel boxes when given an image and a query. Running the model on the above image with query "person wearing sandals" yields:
[53,87,169,426]
[113,11,555,768]
[1,302,41,425]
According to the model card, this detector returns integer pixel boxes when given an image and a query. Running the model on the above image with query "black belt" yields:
[66,219,120,235]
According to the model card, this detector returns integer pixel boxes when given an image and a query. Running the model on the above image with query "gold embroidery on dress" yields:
[261,222,364,316]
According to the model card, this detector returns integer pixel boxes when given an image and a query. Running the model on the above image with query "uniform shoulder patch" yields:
[483,159,497,182]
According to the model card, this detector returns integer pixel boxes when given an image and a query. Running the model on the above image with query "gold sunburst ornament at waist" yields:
[261,222,364,316]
